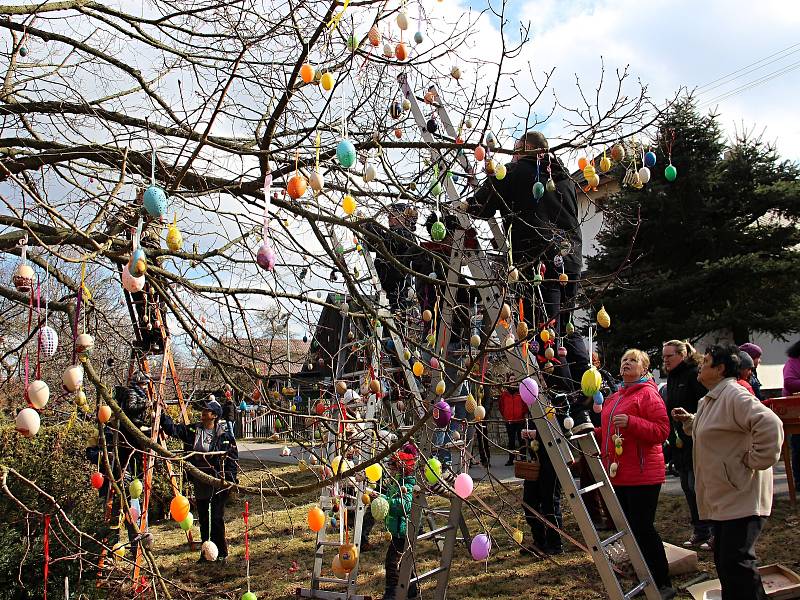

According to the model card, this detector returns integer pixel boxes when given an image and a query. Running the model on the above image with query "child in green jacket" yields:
[382,442,418,600]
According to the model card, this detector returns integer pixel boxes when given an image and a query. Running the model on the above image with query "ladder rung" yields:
[410,566,448,584]
[623,580,650,600]
[417,525,453,541]
[600,530,627,547]
[576,481,605,495]
[316,576,351,585]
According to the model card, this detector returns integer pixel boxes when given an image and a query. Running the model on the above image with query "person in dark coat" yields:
[467,131,591,431]
[520,420,563,556]
[738,342,763,400]
[662,340,710,548]
[221,387,237,437]
[161,397,238,562]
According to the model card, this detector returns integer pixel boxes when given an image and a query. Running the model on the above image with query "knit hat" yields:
[393,442,419,475]
[739,343,762,359]
[738,351,755,371]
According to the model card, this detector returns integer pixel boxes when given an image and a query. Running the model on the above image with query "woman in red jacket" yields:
[598,349,675,599]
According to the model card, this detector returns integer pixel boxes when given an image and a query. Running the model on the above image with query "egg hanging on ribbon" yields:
[383,43,394,58]
[397,10,409,30]
[130,247,147,277]
[495,163,507,180]
[637,167,651,185]
[121,265,145,293]
[474,145,485,161]
[166,221,182,252]
[300,63,315,84]
[583,164,596,181]
[389,101,403,119]
[451,66,461,80]
[342,195,356,216]
[644,151,657,168]
[309,169,325,192]
[431,220,447,242]
[665,164,677,182]
[62,365,84,392]
[368,25,380,47]
[256,243,276,271]
[533,181,545,200]
[395,43,408,62]
[597,305,611,329]
[413,31,424,44]
[39,326,58,357]
[76,333,94,356]
[336,140,357,168]
[578,157,588,170]
[599,156,612,173]
[27,380,49,410]
[143,185,168,218]
[287,174,308,199]
[320,72,335,91]
[610,144,625,162]
[587,174,600,188]
[545,178,556,193]
[363,163,376,182]
[13,263,34,293]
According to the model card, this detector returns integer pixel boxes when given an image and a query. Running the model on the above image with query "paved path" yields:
[238,441,792,498]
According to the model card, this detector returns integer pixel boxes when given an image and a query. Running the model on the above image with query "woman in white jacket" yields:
[673,344,783,600]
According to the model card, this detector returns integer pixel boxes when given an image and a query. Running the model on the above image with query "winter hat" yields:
[738,351,755,371]
[393,442,419,475]
[738,343,762,359]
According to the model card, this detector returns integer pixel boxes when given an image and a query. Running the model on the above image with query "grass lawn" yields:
[142,465,800,599]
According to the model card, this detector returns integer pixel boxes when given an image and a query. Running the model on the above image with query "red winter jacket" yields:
[595,379,670,487]
[498,389,527,423]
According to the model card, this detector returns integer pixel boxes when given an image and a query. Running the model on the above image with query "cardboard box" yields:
[686,564,800,600]
[664,542,699,576]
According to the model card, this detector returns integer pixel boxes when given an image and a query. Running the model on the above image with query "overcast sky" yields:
[455,0,800,161]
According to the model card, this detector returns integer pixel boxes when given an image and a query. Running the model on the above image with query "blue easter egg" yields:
[593,390,604,405]
[239,400,247,410]
[414,31,423,44]
[532,181,545,200]
[386,339,395,351]
[336,140,357,168]
[644,151,657,168]
[143,185,168,218]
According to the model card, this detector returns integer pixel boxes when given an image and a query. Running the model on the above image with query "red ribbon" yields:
[43,514,50,600]
[244,501,250,562]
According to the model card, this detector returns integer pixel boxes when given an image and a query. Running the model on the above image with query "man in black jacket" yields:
[468,131,591,429]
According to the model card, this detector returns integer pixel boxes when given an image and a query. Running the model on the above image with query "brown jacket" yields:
[683,378,783,521]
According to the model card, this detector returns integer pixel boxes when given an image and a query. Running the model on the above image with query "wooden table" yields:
[764,396,800,508]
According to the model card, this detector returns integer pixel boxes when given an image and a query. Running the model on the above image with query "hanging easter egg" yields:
[558,272,569,286]
[242,593,257,600]
[395,42,408,62]
[166,222,182,252]
[587,173,600,188]
[346,35,359,52]
[512,529,524,544]
[597,305,611,329]
[470,534,492,560]
[465,394,477,413]
[342,194,356,216]
[62,365,83,392]
[256,243,276,271]
[369,378,381,394]
[516,321,529,340]
[396,9,409,30]
[15,407,40,437]
[368,25,381,46]
[339,542,359,572]
[544,346,555,360]
[302,170,323,194]
[563,416,575,431]
[644,151,657,168]
[300,63,315,84]
[383,43,394,58]
[121,264,145,292]
[425,457,442,483]
[201,541,219,561]
[637,166,651,184]
[143,185,168,218]
[610,144,625,162]
[581,367,603,397]
[38,326,58,357]
[90,471,105,489]
[365,463,383,483]
[371,495,389,520]
[583,164,596,180]
[498,303,511,321]
[450,66,461,80]
[359,163,376,185]
[593,390,604,406]
[97,405,112,424]
[426,118,438,134]
[664,164,677,182]
[558,346,568,358]
[27,380,49,410]
[393,127,402,138]
[389,100,403,119]
[12,262,34,293]
[454,473,474,499]
[494,163,507,180]
[539,329,550,343]
[532,181,545,200]
[287,174,308,199]
[431,220,447,242]
[435,379,446,396]
[130,478,143,500]
[414,31,424,44]
[520,377,539,407]
[545,178,556,193]
[320,71,335,91]
[474,145,486,161]
[473,404,486,421]
[76,333,94,356]
[331,555,347,577]
[170,494,191,522]
[308,506,326,532]
[578,157,588,170]
[336,140,357,168]
[429,357,440,370]
[18,46,28,57]
[599,156,612,173]
[412,361,424,377]
[330,455,353,475]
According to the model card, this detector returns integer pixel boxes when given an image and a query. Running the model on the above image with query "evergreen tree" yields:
[587,96,800,361]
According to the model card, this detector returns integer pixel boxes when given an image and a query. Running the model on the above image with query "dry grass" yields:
[146,466,800,600]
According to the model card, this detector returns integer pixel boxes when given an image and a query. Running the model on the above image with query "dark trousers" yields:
[712,517,767,600]
[197,490,229,558]
[474,421,491,465]
[385,536,417,599]
[615,484,671,589]
[577,457,610,527]
[505,421,524,460]
[678,466,712,538]
[792,435,800,491]
[522,454,563,551]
